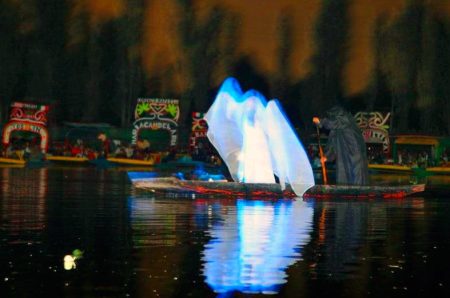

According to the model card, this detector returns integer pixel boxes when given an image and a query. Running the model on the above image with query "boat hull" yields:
[46,156,89,163]
[128,174,425,198]
[0,157,26,165]
[425,166,450,175]
[107,157,155,166]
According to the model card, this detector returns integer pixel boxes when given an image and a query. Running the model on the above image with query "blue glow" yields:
[205,77,315,196]
[202,200,313,294]
[127,171,157,182]
[175,172,185,180]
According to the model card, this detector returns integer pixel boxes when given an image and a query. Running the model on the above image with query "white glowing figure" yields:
[238,91,275,183]
[204,77,315,196]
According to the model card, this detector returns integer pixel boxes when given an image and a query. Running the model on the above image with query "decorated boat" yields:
[128,78,425,199]
[1,102,50,167]
[367,135,450,176]
[127,173,425,199]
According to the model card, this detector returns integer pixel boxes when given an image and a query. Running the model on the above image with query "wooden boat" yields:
[0,157,26,165]
[303,183,425,199]
[368,164,450,176]
[46,155,89,163]
[107,157,155,166]
[368,164,432,176]
[368,164,413,173]
[0,157,51,168]
[425,166,450,175]
[128,173,425,199]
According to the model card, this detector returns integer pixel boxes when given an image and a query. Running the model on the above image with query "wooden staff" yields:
[316,124,328,185]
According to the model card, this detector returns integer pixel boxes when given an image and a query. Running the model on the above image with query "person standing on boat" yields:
[98,133,111,158]
[313,105,369,185]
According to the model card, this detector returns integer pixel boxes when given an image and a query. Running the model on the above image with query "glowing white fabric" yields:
[204,77,315,196]
[264,100,315,196]
[238,90,275,183]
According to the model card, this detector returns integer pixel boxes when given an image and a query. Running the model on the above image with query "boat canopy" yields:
[204,77,315,196]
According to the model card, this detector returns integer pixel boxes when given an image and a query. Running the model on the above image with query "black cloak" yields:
[319,106,369,185]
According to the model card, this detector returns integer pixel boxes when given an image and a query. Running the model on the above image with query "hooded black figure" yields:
[318,106,369,185]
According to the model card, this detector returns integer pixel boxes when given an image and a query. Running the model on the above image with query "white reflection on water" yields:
[202,199,313,294]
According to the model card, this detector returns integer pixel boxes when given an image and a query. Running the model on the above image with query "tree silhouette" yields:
[435,18,450,134]
[307,0,350,113]
[273,10,294,105]
[232,56,270,97]
[416,4,439,133]
[111,0,146,127]
[175,0,227,123]
[378,3,422,133]
[377,0,450,134]
[0,1,22,123]
[367,15,392,113]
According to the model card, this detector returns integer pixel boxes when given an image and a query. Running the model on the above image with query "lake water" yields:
[0,166,449,297]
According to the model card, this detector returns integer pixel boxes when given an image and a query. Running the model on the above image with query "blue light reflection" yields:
[202,199,313,294]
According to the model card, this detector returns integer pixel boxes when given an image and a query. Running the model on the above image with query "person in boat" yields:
[98,133,111,158]
[162,146,177,163]
[313,105,369,185]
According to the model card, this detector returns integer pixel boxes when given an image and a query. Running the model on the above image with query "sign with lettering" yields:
[354,112,391,152]
[189,112,207,149]
[2,102,50,152]
[9,102,49,125]
[132,98,180,146]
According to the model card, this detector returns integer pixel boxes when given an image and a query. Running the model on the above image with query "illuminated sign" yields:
[355,112,391,152]
[134,98,179,122]
[2,102,50,152]
[190,112,208,149]
[9,101,49,125]
[132,98,179,146]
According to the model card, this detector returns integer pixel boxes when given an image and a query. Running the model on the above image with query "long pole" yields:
[316,125,328,185]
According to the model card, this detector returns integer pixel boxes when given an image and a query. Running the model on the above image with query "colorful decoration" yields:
[189,112,208,149]
[2,102,50,152]
[354,112,391,152]
[9,102,49,124]
[132,98,180,146]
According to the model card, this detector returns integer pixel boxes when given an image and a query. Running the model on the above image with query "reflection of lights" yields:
[64,249,84,270]
[64,255,76,270]
[37,168,48,199]
[1,168,47,236]
[202,199,313,294]
[128,196,179,247]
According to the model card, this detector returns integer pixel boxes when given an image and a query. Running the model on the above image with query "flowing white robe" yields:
[204,77,315,196]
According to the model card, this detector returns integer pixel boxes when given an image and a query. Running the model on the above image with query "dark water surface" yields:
[1,167,449,297]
